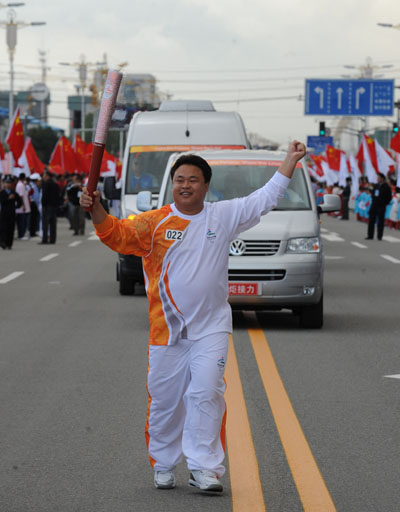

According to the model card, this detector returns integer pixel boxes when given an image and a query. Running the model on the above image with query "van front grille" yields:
[228,269,286,281]
[230,240,281,256]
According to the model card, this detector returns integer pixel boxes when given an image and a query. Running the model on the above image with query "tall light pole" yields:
[0,5,46,126]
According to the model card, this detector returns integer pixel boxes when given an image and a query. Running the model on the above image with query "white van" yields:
[104,100,250,294]
[141,149,340,328]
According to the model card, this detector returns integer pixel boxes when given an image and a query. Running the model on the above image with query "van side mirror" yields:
[103,177,121,200]
[137,191,153,212]
[318,194,341,214]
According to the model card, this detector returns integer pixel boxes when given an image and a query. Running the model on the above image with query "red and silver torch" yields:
[84,69,123,211]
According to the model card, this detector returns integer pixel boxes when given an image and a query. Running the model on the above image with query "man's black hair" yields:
[170,154,212,184]
[378,172,386,180]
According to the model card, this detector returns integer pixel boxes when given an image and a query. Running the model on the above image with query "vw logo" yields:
[230,239,246,256]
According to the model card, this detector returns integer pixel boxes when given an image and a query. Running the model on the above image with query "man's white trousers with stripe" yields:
[146,332,228,477]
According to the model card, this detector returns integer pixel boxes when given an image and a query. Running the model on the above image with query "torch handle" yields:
[84,142,105,212]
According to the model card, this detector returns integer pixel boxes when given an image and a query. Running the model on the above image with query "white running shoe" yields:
[154,470,176,489]
[189,470,223,493]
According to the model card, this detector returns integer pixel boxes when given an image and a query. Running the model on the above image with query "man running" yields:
[80,140,306,493]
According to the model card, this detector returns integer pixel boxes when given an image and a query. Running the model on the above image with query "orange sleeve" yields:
[94,213,153,256]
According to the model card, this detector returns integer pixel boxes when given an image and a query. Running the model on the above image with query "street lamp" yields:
[0,6,46,125]
[343,56,393,79]
[377,22,400,31]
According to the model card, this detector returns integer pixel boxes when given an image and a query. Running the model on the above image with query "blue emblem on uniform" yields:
[217,357,225,369]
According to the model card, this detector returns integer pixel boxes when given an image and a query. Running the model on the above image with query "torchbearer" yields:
[80,140,306,493]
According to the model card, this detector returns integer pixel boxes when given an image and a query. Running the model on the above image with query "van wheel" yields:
[299,295,323,329]
[119,273,135,295]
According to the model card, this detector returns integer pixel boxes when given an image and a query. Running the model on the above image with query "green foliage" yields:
[27,126,60,164]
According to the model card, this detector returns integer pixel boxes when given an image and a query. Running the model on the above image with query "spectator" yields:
[388,187,400,230]
[366,173,392,240]
[67,174,86,235]
[341,177,352,220]
[0,175,22,249]
[40,171,60,244]
[15,173,31,240]
[29,173,42,237]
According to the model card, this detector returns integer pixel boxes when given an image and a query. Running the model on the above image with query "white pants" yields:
[146,332,228,477]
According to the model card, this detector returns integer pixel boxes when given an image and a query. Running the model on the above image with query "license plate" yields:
[229,282,260,296]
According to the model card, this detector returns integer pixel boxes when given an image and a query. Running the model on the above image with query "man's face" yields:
[172,164,209,215]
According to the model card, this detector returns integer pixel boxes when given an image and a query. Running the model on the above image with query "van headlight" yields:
[286,237,320,253]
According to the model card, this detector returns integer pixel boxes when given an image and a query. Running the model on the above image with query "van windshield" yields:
[125,150,174,194]
[163,164,311,210]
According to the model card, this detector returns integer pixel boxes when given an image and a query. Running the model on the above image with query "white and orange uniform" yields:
[94,171,290,476]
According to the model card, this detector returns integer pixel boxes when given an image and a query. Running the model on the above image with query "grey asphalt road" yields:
[0,214,399,512]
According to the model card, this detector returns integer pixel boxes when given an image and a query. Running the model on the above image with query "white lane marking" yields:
[380,254,400,264]
[321,233,345,242]
[320,227,329,233]
[87,235,98,241]
[384,374,400,379]
[382,235,400,243]
[69,241,82,247]
[0,271,24,284]
[325,256,345,260]
[351,241,368,249]
[40,253,59,262]
[48,281,61,285]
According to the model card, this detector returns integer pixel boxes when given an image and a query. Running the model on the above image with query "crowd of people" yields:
[2,168,399,250]
[311,173,399,239]
[0,170,91,250]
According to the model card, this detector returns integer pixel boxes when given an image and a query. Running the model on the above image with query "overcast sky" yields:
[1,0,400,150]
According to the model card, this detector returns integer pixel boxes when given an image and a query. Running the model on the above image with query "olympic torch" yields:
[84,70,123,211]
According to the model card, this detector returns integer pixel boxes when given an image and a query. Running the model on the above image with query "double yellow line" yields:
[225,312,336,511]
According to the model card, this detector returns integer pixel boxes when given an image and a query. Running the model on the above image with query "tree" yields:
[27,126,61,164]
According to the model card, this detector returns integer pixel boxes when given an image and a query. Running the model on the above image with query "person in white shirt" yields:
[80,140,306,494]
[15,173,31,240]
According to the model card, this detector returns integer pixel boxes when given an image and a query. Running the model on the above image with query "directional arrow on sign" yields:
[384,374,400,379]
[355,87,366,109]
[336,88,343,109]
[314,87,324,108]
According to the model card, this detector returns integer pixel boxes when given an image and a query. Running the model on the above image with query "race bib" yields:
[165,229,184,241]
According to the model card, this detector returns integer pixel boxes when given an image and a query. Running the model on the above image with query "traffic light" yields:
[319,121,326,136]
[392,123,399,134]
[73,110,81,129]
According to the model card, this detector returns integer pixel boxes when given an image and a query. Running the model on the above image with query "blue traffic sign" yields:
[307,135,333,153]
[305,79,394,116]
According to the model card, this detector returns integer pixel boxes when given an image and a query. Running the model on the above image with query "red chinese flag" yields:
[310,154,325,177]
[24,138,45,174]
[0,140,5,160]
[355,141,363,171]
[100,148,118,176]
[390,132,400,153]
[325,145,342,171]
[49,136,78,174]
[364,135,379,173]
[74,134,92,175]
[6,106,25,165]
